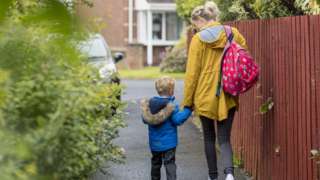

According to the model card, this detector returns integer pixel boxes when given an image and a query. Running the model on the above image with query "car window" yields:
[79,35,113,63]
[88,56,105,62]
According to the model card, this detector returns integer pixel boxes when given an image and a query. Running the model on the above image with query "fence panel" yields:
[224,15,320,180]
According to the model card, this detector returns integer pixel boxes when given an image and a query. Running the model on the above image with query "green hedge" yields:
[0,1,125,179]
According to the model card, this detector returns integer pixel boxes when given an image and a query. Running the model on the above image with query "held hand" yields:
[171,107,193,126]
[183,106,193,111]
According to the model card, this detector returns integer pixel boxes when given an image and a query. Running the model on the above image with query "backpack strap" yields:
[225,26,234,43]
[216,26,234,97]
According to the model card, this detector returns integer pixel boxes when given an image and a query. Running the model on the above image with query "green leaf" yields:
[0,0,12,23]
[176,0,205,21]
[259,97,274,115]
[22,0,77,35]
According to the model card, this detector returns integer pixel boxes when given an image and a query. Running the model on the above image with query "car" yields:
[79,34,124,84]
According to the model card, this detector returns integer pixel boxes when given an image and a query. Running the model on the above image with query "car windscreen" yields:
[79,36,113,64]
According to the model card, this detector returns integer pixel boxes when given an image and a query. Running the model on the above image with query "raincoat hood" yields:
[198,21,227,49]
[140,97,175,125]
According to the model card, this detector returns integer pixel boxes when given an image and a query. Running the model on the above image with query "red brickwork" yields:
[77,0,144,69]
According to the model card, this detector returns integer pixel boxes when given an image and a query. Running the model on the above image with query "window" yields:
[137,11,183,44]
[152,13,163,40]
[165,12,183,41]
[152,12,182,42]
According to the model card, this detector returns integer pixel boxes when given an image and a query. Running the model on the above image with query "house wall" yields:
[77,0,144,69]
[77,0,179,69]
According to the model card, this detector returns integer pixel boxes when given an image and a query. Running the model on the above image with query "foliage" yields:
[253,0,293,19]
[210,0,235,21]
[160,37,188,73]
[218,0,293,21]
[295,0,320,15]
[233,154,244,168]
[175,0,320,22]
[259,97,274,115]
[311,149,320,164]
[0,0,12,23]
[310,148,320,180]
[0,1,125,180]
[215,0,319,22]
[176,0,205,22]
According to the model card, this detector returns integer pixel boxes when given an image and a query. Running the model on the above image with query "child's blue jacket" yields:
[141,96,192,152]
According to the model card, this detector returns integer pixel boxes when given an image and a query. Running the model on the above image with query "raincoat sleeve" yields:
[183,35,203,108]
[171,106,192,126]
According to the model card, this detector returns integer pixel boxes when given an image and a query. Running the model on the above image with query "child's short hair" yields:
[155,76,175,96]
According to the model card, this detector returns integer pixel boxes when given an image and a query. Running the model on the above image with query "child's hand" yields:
[182,107,192,119]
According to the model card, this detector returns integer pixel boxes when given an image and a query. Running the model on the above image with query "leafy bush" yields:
[175,0,319,22]
[0,1,125,180]
[215,0,319,21]
[228,0,292,20]
[213,0,239,22]
[160,37,187,73]
[176,0,205,22]
[295,0,320,15]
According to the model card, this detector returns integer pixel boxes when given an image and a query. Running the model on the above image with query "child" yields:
[140,76,192,180]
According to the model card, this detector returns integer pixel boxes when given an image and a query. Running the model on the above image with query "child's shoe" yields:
[225,173,235,180]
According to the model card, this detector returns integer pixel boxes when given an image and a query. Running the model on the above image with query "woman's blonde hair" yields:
[191,1,220,22]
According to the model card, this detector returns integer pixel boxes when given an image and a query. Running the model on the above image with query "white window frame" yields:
[151,11,181,45]
[134,0,182,65]
[136,10,183,46]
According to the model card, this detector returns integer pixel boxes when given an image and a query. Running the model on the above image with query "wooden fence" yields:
[225,15,320,180]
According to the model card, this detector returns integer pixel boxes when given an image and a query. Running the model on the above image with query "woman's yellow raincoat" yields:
[183,21,247,121]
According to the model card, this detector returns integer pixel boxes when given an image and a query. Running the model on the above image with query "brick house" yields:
[77,0,184,69]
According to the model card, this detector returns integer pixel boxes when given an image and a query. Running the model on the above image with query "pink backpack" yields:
[216,26,260,97]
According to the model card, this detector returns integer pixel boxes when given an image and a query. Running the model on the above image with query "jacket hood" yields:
[198,21,227,49]
[140,98,175,125]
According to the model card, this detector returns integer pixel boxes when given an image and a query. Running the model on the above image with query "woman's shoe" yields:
[225,174,235,180]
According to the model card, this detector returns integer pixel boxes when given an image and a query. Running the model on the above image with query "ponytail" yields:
[191,1,220,21]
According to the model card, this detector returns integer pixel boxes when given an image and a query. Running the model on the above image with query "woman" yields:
[183,2,247,180]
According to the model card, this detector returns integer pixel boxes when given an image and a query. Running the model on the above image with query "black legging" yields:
[200,108,235,180]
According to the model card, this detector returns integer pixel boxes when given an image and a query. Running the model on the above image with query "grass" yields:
[118,67,185,80]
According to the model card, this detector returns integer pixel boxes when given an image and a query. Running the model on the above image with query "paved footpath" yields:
[92,80,249,180]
